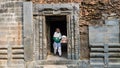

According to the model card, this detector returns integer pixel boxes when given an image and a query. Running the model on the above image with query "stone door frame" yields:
[23,2,80,61]
[33,3,80,60]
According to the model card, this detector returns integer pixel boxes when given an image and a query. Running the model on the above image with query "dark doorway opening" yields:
[45,15,67,58]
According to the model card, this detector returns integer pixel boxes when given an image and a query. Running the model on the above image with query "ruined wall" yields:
[1,0,119,62]
[0,0,24,67]
[31,0,120,59]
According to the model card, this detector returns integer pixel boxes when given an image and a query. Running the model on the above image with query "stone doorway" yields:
[45,15,67,58]
[23,2,80,60]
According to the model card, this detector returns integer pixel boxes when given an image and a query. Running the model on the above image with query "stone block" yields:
[105,19,119,26]
[89,26,105,44]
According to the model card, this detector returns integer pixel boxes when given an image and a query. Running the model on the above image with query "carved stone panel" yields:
[89,19,120,67]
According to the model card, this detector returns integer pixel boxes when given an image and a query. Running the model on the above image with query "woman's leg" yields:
[53,42,57,55]
[58,43,62,56]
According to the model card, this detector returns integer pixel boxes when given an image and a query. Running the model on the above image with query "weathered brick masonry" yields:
[0,0,120,68]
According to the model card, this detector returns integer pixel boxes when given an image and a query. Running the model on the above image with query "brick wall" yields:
[0,0,24,67]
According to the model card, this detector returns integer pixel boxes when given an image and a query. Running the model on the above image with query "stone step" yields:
[34,64,91,68]
[35,60,81,65]
[44,65,67,68]
[35,65,79,68]
[28,60,90,68]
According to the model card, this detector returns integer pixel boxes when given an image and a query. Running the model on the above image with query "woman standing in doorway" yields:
[53,28,62,57]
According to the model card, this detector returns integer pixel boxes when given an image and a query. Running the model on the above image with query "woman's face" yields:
[56,28,60,33]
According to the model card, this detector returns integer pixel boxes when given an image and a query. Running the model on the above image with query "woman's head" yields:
[56,28,60,33]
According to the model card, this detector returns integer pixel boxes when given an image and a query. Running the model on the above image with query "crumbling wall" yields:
[32,0,120,59]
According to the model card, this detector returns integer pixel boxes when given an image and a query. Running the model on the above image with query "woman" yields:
[53,28,62,56]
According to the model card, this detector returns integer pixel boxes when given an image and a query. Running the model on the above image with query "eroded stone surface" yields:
[0,0,120,68]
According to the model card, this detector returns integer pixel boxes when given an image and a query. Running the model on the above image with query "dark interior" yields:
[45,15,67,57]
